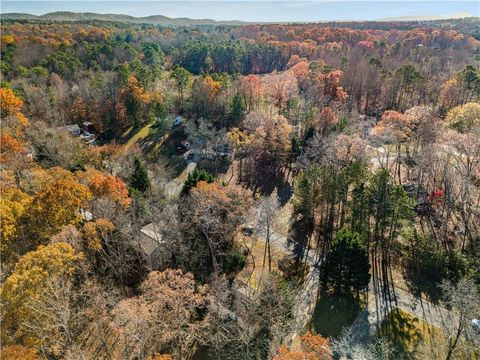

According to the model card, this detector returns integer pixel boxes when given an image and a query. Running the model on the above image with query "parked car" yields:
[472,319,480,332]
[176,140,191,154]
[173,116,183,127]
[241,226,254,236]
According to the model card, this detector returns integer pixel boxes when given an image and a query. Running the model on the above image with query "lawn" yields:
[379,309,438,359]
[120,123,153,149]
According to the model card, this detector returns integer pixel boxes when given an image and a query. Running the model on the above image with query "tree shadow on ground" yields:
[378,308,424,360]
[308,292,363,339]
[242,167,292,198]
[142,130,187,179]
[402,270,442,304]
[287,215,313,263]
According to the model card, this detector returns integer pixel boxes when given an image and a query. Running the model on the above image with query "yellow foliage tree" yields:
[446,102,480,133]
[26,178,92,245]
[82,218,115,251]
[1,242,83,347]
[1,35,15,45]
[0,186,31,259]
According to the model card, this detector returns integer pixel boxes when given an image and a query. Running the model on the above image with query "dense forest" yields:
[1,16,480,360]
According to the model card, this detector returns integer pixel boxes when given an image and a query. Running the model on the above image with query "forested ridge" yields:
[1,16,480,360]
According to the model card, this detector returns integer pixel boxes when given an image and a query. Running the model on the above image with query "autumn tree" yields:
[241,74,262,112]
[254,114,292,177]
[373,110,413,182]
[25,178,92,246]
[264,71,298,113]
[446,102,480,133]
[190,75,221,119]
[0,87,29,132]
[182,167,214,195]
[315,107,338,136]
[113,269,211,359]
[121,75,150,128]
[1,346,41,360]
[181,181,251,277]
[1,243,83,353]
[82,218,115,251]
[440,66,480,111]
[317,70,347,106]
[274,332,331,360]
[82,169,131,208]
[0,186,30,260]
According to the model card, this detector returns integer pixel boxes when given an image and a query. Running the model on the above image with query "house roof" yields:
[139,223,164,256]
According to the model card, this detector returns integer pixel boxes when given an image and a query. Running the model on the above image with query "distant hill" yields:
[0,11,246,26]
[378,12,474,22]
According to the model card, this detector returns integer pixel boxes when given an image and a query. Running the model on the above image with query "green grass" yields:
[308,293,363,338]
[121,123,153,149]
[378,309,444,359]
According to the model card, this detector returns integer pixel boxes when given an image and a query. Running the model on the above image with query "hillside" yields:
[0,11,246,26]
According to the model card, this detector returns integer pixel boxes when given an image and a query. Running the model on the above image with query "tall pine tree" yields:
[320,229,370,295]
[130,156,150,193]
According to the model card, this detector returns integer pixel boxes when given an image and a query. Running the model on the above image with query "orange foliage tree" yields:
[315,107,338,136]
[1,346,41,360]
[85,170,131,208]
[274,333,331,360]
[242,74,262,112]
[0,88,29,129]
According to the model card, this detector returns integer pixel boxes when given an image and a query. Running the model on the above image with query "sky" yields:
[1,1,479,22]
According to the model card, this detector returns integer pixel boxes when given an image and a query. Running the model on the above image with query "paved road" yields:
[163,161,196,197]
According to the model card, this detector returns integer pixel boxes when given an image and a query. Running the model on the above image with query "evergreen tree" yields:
[181,168,214,195]
[320,229,370,295]
[229,92,245,127]
[130,156,150,193]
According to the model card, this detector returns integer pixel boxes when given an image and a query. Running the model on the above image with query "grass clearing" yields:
[120,123,153,149]
[379,308,480,360]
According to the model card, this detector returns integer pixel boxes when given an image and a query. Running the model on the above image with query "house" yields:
[138,223,169,269]
[79,209,93,222]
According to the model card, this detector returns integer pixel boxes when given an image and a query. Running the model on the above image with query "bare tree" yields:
[440,278,480,360]
[257,190,280,272]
